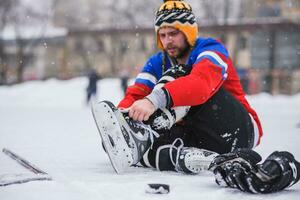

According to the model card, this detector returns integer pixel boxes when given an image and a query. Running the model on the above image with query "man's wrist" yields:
[146,88,167,109]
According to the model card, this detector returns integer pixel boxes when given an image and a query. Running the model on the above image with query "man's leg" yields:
[141,88,255,172]
[87,92,92,104]
[140,125,218,173]
[183,87,255,153]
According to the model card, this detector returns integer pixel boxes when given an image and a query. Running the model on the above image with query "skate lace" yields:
[137,122,160,148]
[125,117,160,148]
[169,138,184,168]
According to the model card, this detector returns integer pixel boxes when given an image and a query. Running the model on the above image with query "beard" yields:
[166,42,190,60]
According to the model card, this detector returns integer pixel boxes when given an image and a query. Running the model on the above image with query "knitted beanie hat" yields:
[155,0,198,50]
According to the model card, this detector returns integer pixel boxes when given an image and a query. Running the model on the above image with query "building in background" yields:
[65,27,155,77]
[0,25,67,84]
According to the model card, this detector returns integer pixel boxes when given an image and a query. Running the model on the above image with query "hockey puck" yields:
[145,183,170,194]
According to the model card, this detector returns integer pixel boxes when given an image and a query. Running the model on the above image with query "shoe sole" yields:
[91,101,134,174]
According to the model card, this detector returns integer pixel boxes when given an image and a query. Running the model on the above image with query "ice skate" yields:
[92,100,159,173]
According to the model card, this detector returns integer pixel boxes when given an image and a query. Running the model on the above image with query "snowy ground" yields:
[1,77,300,200]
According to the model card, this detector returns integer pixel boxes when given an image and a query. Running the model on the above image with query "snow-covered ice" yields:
[1,77,300,200]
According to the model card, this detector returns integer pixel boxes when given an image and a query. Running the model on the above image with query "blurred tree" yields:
[1,0,58,83]
[53,0,156,29]
[0,0,13,84]
[53,0,157,74]
[9,0,47,83]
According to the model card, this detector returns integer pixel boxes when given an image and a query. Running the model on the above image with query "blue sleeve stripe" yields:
[196,51,228,80]
[136,72,157,84]
[135,78,155,89]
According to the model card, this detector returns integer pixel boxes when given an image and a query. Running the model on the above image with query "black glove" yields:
[209,149,300,194]
[209,149,262,191]
[161,64,191,79]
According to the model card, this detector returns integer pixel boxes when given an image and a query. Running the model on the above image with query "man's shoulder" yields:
[144,52,164,68]
[148,51,164,61]
[141,52,165,76]
[193,37,229,58]
[195,37,223,47]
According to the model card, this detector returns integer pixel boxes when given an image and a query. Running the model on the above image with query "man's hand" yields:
[128,98,156,121]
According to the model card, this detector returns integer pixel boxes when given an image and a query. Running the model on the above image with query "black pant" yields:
[144,88,254,167]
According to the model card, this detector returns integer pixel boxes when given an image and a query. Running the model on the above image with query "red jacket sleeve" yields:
[163,57,226,107]
[117,83,152,108]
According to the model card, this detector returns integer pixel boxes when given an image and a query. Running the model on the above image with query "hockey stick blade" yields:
[2,148,49,175]
[0,173,52,187]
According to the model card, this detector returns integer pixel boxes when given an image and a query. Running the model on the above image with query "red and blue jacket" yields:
[118,37,263,145]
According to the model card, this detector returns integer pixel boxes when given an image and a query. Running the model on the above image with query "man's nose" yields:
[167,34,173,41]
[165,35,174,44]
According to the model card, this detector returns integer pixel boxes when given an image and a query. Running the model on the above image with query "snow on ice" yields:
[0,77,300,200]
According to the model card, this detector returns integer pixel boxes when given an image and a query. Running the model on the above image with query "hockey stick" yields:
[0,173,51,187]
[1,148,52,186]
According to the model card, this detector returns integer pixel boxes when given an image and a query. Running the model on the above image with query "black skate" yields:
[156,138,219,174]
[91,101,159,174]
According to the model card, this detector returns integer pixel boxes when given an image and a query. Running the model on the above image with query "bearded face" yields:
[158,27,190,60]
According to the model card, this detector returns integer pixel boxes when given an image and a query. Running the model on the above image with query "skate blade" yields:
[92,101,134,174]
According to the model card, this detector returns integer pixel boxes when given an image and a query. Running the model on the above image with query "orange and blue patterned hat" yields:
[155,0,198,50]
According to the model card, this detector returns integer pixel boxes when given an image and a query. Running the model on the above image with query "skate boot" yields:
[175,146,219,174]
[92,100,159,173]
[155,138,219,174]
[147,106,190,133]
[122,114,160,163]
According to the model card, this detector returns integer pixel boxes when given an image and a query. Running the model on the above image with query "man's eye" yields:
[170,31,178,36]
[160,34,166,38]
